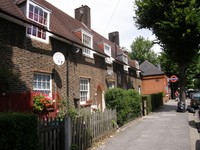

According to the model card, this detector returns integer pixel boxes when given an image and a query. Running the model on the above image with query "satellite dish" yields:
[53,52,65,66]
[71,47,80,53]
[107,68,113,75]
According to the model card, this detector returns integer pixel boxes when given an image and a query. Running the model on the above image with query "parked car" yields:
[187,90,197,98]
[190,92,200,109]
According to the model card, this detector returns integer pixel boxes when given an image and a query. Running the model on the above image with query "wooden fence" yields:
[38,117,64,150]
[38,109,117,150]
[71,109,117,150]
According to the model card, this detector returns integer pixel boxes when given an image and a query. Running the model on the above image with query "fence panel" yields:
[72,109,117,149]
[38,117,64,150]
[38,109,117,150]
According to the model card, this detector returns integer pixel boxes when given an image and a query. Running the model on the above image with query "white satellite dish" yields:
[53,52,65,66]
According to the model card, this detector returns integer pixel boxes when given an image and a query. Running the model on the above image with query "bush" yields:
[142,95,152,114]
[0,112,38,150]
[151,92,163,111]
[142,92,163,114]
[105,88,141,126]
[127,89,141,118]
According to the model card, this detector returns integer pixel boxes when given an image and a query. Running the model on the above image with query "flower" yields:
[32,92,53,112]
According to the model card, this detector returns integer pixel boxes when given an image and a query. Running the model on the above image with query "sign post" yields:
[170,75,178,83]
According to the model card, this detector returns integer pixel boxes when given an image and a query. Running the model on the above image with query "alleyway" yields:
[91,100,200,150]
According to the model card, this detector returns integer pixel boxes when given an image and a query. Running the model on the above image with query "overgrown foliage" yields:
[105,88,141,126]
[0,112,38,150]
[57,97,77,119]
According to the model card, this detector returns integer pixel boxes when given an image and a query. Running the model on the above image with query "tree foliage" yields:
[134,0,200,64]
[130,36,158,65]
[134,0,200,102]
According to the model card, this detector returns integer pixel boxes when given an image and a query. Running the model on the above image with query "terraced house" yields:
[0,0,141,117]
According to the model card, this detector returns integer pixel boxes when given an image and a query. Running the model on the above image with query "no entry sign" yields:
[170,75,178,83]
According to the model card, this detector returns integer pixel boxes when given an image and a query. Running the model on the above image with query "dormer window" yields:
[26,0,50,42]
[28,4,48,26]
[104,44,111,56]
[82,31,93,57]
[122,54,128,64]
[104,43,113,64]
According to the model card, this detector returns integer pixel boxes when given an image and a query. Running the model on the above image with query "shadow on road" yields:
[154,104,177,113]
[196,140,200,150]
[188,120,197,129]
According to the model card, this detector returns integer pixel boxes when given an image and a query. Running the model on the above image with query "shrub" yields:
[142,92,163,114]
[142,95,152,114]
[0,112,38,150]
[126,89,142,118]
[105,88,141,126]
[151,92,163,111]
[57,97,77,119]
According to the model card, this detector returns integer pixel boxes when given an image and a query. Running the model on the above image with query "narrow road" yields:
[91,100,199,150]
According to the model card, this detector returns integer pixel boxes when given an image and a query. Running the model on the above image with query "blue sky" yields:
[46,0,161,53]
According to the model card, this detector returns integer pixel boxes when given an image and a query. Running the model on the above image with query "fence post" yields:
[64,117,72,150]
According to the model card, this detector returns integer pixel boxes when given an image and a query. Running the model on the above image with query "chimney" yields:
[108,31,120,46]
[75,5,91,29]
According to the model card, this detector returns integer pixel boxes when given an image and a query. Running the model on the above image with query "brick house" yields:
[140,60,169,102]
[0,0,141,116]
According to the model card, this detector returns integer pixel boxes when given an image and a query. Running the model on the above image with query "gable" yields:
[140,60,164,76]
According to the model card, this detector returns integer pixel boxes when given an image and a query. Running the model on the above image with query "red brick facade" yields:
[141,75,169,102]
[0,18,141,115]
[0,1,142,116]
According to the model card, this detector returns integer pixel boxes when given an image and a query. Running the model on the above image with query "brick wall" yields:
[0,18,67,114]
[0,17,142,113]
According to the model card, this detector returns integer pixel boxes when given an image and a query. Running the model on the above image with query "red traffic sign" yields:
[170,75,178,83]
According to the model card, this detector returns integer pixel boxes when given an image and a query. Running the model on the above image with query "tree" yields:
[158,51,178,76]
[134,0,200,103]
[185,56,200,89]
[158,51,200,90]
[130,36,158,65]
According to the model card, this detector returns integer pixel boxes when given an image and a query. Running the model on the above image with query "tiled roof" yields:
[0,0,138,70]
[140,60,164,76]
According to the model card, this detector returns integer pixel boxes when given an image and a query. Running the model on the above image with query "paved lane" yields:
[92,100,191,150]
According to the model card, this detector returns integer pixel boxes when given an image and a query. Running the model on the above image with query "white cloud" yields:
[46,0,162,53]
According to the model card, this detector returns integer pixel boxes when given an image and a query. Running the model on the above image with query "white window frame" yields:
[82,31,93,58]
[80,78,90,105]
[135,61,139,69]
[33,73,52,96]
[108,82,115,89]
[26,0,50,42]
[122,54,128,64]
[104,43,113,64]
[104,43,111,56]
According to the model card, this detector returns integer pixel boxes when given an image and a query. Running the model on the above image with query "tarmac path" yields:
[91,100,200,150]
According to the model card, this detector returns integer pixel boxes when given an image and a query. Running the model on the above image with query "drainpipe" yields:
[66,48,69,98]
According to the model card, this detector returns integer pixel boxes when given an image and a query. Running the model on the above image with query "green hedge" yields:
[105,88,141,126]
[142,92,163,114]
[142,95,152,114]
[0,112,38,150]
[151,93,163,111]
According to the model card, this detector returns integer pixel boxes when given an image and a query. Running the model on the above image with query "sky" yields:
[46,0,161,54]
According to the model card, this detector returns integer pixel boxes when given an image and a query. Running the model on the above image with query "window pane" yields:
[33,26,37,36]
[29,12,33,19]
[27,26,32,34]
[80,79,89,102]
[29,4,33,12]
[33,73,51,92]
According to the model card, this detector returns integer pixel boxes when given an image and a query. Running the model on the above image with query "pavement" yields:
[90,99,200,150]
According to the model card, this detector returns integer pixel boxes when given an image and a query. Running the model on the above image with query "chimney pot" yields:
[75,5,91,29]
